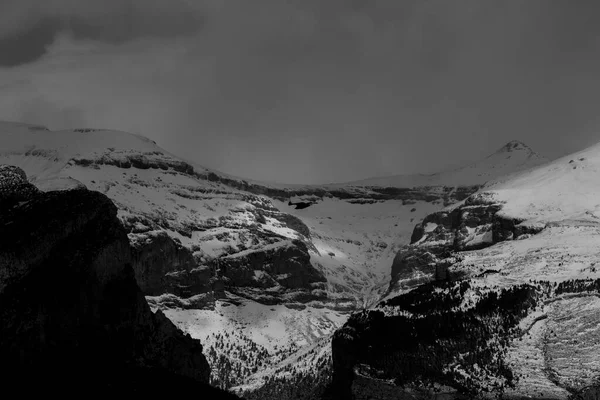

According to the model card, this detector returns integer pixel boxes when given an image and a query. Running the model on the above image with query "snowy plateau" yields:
[2,120,598,399]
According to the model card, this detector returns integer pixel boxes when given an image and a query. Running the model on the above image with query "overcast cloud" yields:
[1,0,600,183]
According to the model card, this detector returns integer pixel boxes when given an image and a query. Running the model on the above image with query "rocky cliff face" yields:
[330,180,600,399]
[0,165,238,398]
[130,230,210,296]
[389,193,545,295]
[219,238,328,305]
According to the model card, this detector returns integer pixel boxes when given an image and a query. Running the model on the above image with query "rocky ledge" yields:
[0,165,239,398]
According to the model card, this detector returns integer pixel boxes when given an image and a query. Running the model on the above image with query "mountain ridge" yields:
[341,140,547,189]
[0,121,546,191]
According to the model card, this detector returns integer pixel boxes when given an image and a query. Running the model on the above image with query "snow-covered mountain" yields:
[341,140,545,188]
[481,141,600,223]
[332,140,600,399]
[0,120,548,396]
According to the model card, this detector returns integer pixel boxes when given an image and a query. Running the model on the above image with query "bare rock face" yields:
[71,150,195,174]
[130,230,212,297]
[219,239,327,304]
[0,165,238,397]
[130,231,217,310]
[130,228,326,308]
[389,193,545,293]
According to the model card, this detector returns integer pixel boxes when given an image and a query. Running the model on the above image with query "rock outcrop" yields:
[219,239,327,304]
[130,230,212,297]
[71,149,195,174]
[130,227,326,308]
[389,193,545,293]
[0,165,238,398]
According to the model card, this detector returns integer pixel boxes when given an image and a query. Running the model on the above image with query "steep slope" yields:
[0,165,238,398]
[331,142,600,399]
[0,121,547,395]
[481,141,600,223]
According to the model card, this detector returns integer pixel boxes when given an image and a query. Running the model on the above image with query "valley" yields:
[5,120,597,399]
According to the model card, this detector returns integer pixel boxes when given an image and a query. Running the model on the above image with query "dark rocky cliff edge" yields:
[0,165,240,398]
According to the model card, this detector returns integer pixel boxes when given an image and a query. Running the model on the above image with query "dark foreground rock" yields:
[0,166,240,398]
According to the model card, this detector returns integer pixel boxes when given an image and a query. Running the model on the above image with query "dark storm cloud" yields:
[0,0,202,66]
[2,0,600,183]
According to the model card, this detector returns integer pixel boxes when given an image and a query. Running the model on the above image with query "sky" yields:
[1,1,600,184]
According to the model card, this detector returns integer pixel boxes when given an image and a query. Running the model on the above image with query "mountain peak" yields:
[342,140,545,188]
[496,140,532,153]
